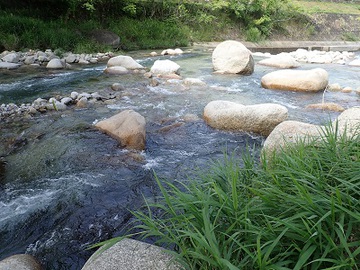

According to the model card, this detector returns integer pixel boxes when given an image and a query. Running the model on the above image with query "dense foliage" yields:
[98,124,360,269]
[0,0,298,51]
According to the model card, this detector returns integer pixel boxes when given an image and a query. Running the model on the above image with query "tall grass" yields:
[112,124,360,269]
[109,18,189,50]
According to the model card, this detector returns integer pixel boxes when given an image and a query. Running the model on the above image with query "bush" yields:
[113,124,360,269]
[109,18,189,50]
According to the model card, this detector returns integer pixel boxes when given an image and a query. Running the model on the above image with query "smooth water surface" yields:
[0,46,359,269]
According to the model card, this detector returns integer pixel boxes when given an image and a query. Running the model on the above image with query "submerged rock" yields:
[203,100,288,136]
[306,102,345,112]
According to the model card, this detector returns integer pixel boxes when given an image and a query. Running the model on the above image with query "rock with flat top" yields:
[203,100,288,136]
[261,68,328,92]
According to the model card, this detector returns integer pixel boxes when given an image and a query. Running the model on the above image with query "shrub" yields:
[114,124,360,269]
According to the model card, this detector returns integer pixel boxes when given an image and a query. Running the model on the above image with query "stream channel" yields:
[0,45,359,269]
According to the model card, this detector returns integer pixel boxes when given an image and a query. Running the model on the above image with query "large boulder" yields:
[81,238,181,270]
[262,107,360,155]
[261,68,328,92]
[262,121,321,155]
[336,107,360,136]
[0,254,42,270]
[203,100,288,136]
[95,110,146,150]
[258,53,300,69]
[150,60,180,75]
[212,40,254,75]
[107,55,144,69]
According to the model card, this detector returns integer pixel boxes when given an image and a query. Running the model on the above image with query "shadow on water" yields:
[0,47,359,269]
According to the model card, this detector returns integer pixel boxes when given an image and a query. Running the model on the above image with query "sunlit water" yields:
[0,46,359,269]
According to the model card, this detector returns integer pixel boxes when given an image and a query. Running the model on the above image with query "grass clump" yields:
[115,124,360,269]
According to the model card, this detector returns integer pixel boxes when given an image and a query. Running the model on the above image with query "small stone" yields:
[77,97,88,108]
[61,97,73,105]
[71,91,79,100]
[341,87,352,93]
[111,83,125,91]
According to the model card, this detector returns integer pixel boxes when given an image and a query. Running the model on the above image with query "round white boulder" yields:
[212,40,254,75]
[150,60,180,75]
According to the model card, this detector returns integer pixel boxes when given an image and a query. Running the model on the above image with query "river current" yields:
[0,45,359,269]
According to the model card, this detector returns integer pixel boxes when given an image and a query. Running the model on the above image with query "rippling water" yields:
[0,46,359,269]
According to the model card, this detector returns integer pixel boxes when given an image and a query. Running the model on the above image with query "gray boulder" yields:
[0,254,42,270]
[0,62,21,69]
[212,40,254,75]
[95,110,146,150]
[261,68,328,92]
[1,52,20,63]
[81,238,181,270]
[203,100,288,136]
[46,58,64,69]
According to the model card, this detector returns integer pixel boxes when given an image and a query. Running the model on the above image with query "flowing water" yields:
[0,45,359,269]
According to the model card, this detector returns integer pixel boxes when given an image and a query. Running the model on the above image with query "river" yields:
[0,45,359,269]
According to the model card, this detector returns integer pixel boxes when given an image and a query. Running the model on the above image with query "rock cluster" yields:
[0,49,114,70]
[0,89,122,119]
[256,48,356,65]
